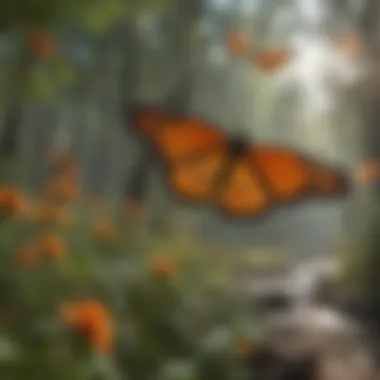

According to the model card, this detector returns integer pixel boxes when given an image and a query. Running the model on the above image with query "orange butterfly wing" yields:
[214,147,310,217]
[215,159,270,217]
[251,146,311,199]
[159,120,227,201]
[153,118,226,162]
[129,107,228,202]
[215,146,348,218]
[170,151,226,201]
[251,146,348,202]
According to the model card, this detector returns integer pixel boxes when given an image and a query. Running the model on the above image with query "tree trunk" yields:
[346,0,380,364]
[0,33,33,161]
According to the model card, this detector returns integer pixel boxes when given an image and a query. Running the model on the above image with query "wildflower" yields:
[149,256,174,279]
[92,220,117,242]
[39,234,66,259]
[26,30,56,58]
[59,300,114,354]
[0,186,28,216]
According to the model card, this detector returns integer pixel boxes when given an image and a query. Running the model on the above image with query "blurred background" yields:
[0,0,380,379]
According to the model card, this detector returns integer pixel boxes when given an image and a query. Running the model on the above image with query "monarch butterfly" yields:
[125,106,349,220]
[252,48,292,72]
[224,32,292,72]
[226,32,250,57]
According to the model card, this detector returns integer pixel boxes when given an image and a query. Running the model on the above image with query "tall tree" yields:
[343,0,380,362]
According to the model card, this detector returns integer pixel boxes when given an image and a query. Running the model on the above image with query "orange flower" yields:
[59,300,114,353]
[92,221,117,242]
[252,48,291,72]
[44,176,78,201]
[16,243,39,268]
[26,30,56,58]
[39,234,66,259]
[226,32,249,56]
[0,186,28,216]
[149,256,174,279]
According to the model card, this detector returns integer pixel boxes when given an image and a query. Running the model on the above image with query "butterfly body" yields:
[126,106,349,220]
[226,137,249,157]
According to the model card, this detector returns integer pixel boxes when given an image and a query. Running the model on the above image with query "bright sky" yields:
[278,34,362,111]
[298,0,326,23]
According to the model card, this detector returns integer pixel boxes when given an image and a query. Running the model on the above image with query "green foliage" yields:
[24,58,76,101]
[0,0,176,33]
[0,160,255,380]
[0,0,182,35]
[0,0,183,104]
[0,0,89,31]
[0,0,127,31]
